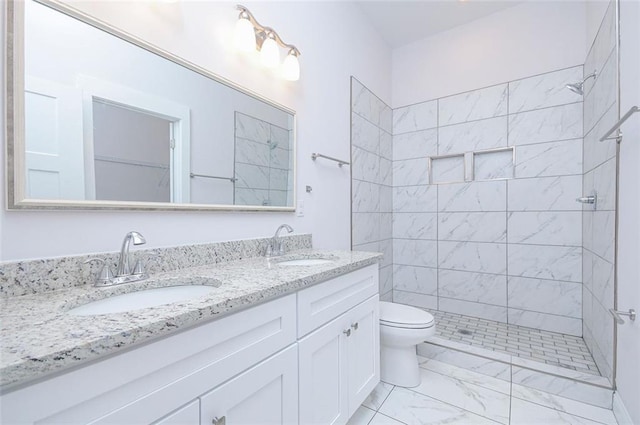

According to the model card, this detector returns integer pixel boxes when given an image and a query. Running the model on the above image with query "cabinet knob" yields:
[212,416,226,425]
[343,328,351,337]
[351,322,359,331]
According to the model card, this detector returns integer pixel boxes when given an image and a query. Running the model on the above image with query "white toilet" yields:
[379,301,435,388]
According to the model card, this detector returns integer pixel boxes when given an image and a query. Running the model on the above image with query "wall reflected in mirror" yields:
[18,0,295,209]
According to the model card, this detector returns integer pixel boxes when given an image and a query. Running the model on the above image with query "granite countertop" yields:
[0,249,381,390]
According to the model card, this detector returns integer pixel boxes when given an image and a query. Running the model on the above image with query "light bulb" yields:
[260,36,280,68]
[234,16,255,52]
[282,51,300,81]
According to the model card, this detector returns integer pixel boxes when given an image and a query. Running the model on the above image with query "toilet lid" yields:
[379,301,435,329]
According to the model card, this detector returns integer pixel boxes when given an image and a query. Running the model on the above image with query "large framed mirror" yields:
[5,0,296,211]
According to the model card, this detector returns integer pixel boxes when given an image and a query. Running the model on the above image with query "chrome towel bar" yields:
[311,153,350,167]
[190,173,237,183]
[600,105,639,142]
[576,195,596,204]
[609,308,636,325]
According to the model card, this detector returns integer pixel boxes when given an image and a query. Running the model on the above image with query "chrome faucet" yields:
[266,224,294,257]
[87,231,149,287]
[116,231,146,276]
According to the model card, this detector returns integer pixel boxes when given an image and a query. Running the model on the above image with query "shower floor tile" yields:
[428,310,601,376]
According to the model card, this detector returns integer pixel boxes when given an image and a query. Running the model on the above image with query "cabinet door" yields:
[347,296,380,416]
[298,314,350,425]
[153,400,199,425]
[200,345,298,425]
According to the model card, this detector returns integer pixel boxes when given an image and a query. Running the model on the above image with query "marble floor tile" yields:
[347,406,376,425]
[369,413,406,425]
[511,367,613,409]
[418,358,511,395]
[363,381,395,411]
[511,384,617,425]
[410,368,511,424]
[510,398,605,425]
[354,347,617,425]
[416,343,512,381]
[379,387,501,425]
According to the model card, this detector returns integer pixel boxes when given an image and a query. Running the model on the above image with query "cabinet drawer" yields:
[152,400,199,425]
[200,345,298,425]
[3,294,296,425]
[297,264,378,337]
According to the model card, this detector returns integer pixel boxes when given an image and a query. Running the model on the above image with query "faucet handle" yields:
[83,258,114,286]
[265,243,274,258]
[132,259,145,276]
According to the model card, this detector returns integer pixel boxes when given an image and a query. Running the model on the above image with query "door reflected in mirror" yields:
[92,100,173,203]
[12,0,295,210]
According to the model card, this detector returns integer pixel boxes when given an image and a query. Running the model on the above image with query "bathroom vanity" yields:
[0,248,380,425]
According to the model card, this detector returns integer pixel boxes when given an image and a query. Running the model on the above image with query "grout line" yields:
[370,411,408,425]
[509,363,513,425]
[377,385,395,413]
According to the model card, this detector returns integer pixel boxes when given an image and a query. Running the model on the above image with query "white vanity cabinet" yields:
[1,294,298,425]
[0,264,379,425]
[298,265,380,425]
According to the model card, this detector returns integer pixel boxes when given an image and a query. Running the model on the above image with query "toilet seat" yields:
[379,301,435,329]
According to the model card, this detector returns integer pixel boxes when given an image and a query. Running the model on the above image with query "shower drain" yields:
[457,329,473,336]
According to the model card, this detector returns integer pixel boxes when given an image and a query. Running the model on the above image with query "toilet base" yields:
[380,344,421,388]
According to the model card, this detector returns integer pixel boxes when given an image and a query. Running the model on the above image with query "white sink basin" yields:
[276,258,334,266]
[67,285,217,316]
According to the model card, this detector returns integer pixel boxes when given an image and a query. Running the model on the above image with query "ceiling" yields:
[356,1,521,48]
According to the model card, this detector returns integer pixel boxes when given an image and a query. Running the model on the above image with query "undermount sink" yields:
[276,258,334,266]
[67,285,218,316]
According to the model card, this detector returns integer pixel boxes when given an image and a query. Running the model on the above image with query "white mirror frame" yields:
[5,0,297,212]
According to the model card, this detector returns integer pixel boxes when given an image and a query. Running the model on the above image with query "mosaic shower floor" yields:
[427,310,601,376]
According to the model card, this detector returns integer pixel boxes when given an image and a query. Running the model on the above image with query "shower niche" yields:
[428,147,515,184]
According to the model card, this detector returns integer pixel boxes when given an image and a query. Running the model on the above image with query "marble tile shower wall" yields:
[582,0,618,382]
[392,66,585,336]
[350,78,393,301]
[234,113,292,206]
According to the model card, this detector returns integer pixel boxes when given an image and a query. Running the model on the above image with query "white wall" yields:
[586,0,611,48]
[0,1,391,261]
[391,1,587,107]
[616,0,640,421]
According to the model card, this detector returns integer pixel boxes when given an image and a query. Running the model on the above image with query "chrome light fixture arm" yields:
[236,5,300,57]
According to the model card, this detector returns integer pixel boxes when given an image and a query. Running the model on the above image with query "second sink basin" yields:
[67,285,218,316]
[276,258,334,266]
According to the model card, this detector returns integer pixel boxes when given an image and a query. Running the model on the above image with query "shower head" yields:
[566,70,597,96]
[566,82,585,95]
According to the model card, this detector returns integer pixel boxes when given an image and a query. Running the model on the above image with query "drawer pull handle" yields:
[212,416,226,425]
[351,322,359,331]
[343,328,351,337]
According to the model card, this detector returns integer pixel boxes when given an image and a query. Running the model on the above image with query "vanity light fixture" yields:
[234,5,301,81]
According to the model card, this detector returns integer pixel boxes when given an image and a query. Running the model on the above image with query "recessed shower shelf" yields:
[428,154,465,184]
[472,147,515,181]
[427,146,515,184]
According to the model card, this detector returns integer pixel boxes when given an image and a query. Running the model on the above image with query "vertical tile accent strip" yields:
[350,77,393,299]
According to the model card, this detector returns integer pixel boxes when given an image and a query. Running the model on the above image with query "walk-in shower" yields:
[350,0,621,391]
